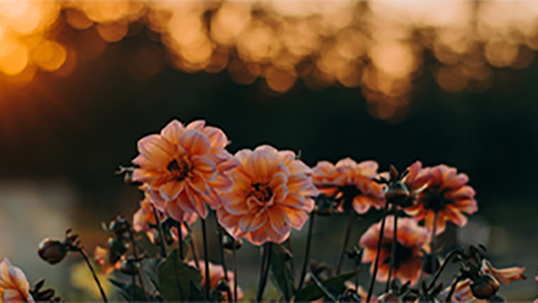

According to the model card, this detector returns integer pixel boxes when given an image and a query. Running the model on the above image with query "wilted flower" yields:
[360,216,430,286]
[404,164,477,235]
[132,119,238,220]
[188,261,243,301]
[441,260,525,302]
[0,258,34,302]
[218,145,318,245]
[312,158,384,214]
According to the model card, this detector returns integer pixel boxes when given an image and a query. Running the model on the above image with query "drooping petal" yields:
[238,211,268,232]
[192,155,218,182]
[187,172,211,196]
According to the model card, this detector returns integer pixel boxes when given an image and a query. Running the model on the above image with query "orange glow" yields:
[0,0,536,120]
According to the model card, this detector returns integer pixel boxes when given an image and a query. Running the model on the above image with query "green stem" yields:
[217,225,233,302]
[385,207,398,292]
[201,218,210,299]
[428,250,458,290]
[256,243,273,302]
[151,205,167,258]
[77,249,108,303]
[430,211,439,274]
[297,213,315,292]
[336,210,355,275]
[127,222,149,302]
[366,202,390,303]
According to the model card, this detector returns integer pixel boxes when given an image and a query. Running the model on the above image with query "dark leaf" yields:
[294,272,355,302]
[157,249,203,302]
[269,244,295,301]
[109,278,155,302]
[142,257,163,293]
[188,281,207,302]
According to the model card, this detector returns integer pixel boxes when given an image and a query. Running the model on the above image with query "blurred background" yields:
[0,0,537,300]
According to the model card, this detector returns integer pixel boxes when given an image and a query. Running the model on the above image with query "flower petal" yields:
[161,120,185,144]
[160,181,185,201]
[138,135,174,166]
[267,206,290,236]
[192,155,218,182]
[238,211,267,232]
[179,129,211,156]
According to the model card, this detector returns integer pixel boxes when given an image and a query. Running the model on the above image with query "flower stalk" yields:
[256,243,273,302]
[366,201,390,302]
[385,206,399,292]
[201,218,210,299]
[336,210,355,275]
[297,212,315,292]
[77,248,109,303]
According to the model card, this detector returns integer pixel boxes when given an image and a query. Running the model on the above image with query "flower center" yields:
[383,242,414,269]
[422,189,450,212]
[166,156,191,181]
[251,183,273,203]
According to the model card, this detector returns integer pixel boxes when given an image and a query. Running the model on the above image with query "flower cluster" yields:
[3,118,526,303]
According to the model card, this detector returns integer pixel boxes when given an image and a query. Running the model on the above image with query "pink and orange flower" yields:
[360,216,430,286]
[0,258,34,302]
[404,164,477,235]
[188,261,243,301]
[217,145,318,245]
[132,119,238,220]
[133,197,197,243]
[312,158,385,215]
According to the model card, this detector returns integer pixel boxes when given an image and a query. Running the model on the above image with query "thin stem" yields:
[430,211,439,274]
[132,275,136,302]
[77,249,108,303]
[428,250,458,290]
[256,243,273,302]
[152,205,167,258]
[354,258,360,291]
[336,210,355,275]
[178,221,184,261]
[201,218,210,299]
[286,238,296,278]
[185,224,199,268]
[127,223,149,303]
[366,202,390,303]
[297,213,315,292]
[232,239,238,303]
[385,206,399,292]
[217,225,233,303]
[446,276,463,303]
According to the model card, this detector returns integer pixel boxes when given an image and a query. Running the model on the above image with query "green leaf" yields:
[141,258,163,293]
[294,272,355,302]
[109,278,159,302]
[269,244,295,301]
[157,249,204,302]
[188,281,207,302]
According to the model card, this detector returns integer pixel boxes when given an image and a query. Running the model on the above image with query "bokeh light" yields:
[3,0,538,119]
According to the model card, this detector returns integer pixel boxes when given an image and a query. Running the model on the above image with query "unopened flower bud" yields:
[470,274,500,300]
[38,239,67,265]
[109,217,128,236]
[222,235,242,250]
[377,292,401,303]
[385,182,410,206]
[120,258,139,276]
[108,238,129,264]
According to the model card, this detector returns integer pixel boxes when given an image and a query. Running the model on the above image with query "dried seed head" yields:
[38,239,67,265]
[470,274,500,300]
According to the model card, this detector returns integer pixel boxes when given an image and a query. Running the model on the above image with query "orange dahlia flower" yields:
[0,258,34,302]
[188,261,243,301]
[441,260,525,302]
[404,164,477,235]
[360,216,429,286]
[132,119,238,220]
[312,158,384,214]
[133,196,197,242]
[217,145,318,245]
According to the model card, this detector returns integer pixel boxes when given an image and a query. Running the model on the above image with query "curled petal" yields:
[179,130,211,156]
[192,155,218,182]
[160,181,185,201]
[481,260,526,285]
[268,206,291,236]
[161,120,185,144]
[138,135,174,166]
[238,211,267,233]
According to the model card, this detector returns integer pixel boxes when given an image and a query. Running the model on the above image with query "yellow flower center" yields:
[251,183,273,202]
[167,156,191,181]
